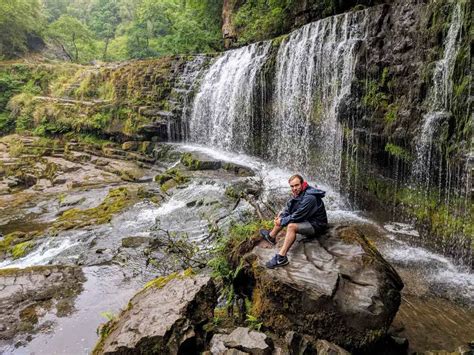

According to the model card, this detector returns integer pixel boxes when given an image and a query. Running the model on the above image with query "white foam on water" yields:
[0,237,79,269]
[384,222,420,237]
[381,239,474,302]
[175,143,354,213]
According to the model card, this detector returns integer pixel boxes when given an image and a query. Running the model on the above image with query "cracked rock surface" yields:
[95,274,216,354]
[0,266,85,343]
[241,225,403,351]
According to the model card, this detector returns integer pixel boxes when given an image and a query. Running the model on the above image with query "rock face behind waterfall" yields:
[94,274,216,354]
[237,225,403,351]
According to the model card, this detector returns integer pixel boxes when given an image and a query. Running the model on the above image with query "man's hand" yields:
[274,217,281,227]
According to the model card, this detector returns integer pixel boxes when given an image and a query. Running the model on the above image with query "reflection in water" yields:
[393,295,474,353]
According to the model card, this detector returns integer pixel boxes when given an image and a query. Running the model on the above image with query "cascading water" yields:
[270,10,368,188]
[412,3,463,186]
[187,42,271,153]
[175,55,209,140]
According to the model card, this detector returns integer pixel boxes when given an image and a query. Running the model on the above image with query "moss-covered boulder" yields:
[93,273,216,354]
[236,225,403,352]
[181,152,222,171]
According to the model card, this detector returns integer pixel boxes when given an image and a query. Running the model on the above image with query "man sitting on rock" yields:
[260,174,328,269]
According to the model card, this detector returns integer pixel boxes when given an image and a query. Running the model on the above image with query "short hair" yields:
[288,174,304,184]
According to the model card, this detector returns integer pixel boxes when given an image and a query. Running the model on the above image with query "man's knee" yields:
[287,223,298,232]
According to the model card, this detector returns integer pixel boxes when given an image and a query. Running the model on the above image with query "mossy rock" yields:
[180,152,222,171]
[154,168,189,192]
[53,187,134,231]
[0,231,37,261]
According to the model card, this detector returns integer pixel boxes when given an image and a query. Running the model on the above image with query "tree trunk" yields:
[103,37,110,61]
[72,32,78,61]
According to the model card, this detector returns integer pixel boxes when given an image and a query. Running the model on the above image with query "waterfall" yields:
[176,55,209,140]
[412,4,463,185]
[187,42,271,153]
[270,10,368,187]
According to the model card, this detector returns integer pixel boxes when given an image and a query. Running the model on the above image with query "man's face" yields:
[289,178,302,196]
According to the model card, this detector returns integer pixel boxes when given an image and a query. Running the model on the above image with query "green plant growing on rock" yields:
[53,187,133,230]
[0,231,37,260]
[11,241,35,259]
[384,143,412,162]
[155,168,189,192]
[208,219,272,312]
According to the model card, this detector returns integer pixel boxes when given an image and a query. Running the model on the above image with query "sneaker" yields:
[266,254,289,269]
[260,229,276,245]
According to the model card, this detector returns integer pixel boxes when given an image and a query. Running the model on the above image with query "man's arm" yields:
[280,196,317,227]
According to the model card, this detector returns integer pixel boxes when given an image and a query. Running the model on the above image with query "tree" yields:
[0,0,44,57]
[89,0,121,60]
[46,15,95,62]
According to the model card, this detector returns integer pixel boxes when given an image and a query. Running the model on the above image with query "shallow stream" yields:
[0,144,472,354]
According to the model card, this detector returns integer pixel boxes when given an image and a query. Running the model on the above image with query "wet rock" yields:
[222,163,255,177]
[59,195,86,207]
[223,327,273,355]
[181,152,222,170]
[94,274,216,354]
[121,236,152,248]
[0,266,85,341]
[316,339,350,355]
[238,225,403,351]
[121,141,139,151]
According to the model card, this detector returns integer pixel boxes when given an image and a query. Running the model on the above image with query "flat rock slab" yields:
[0,265,85,342]
[95,274,216,354]
[241,225,403,351]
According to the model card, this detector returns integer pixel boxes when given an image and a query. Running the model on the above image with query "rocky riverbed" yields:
[0,137,472,354]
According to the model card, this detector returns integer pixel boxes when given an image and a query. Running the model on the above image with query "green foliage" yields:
[384,143,412,162]
[89,0,121,60]
[384,103,399,125]
[363,70,389,111]
[0,112,15,135]
[46,15,97,62]
[208,219,272,307]
[233,0,294,44]
[126,0,223,58]
[0,0,44,57]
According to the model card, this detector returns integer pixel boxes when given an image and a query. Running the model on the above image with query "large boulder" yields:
[94,273,216,354]
[237,225,403,351]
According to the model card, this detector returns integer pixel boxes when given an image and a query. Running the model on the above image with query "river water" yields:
[0,144,472,354]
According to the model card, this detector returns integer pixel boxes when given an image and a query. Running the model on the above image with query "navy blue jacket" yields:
[280,186,328,229]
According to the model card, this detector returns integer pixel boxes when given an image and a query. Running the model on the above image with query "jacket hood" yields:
[304,186,326,198]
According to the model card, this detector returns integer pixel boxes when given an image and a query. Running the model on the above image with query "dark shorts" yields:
[296,222,326,237]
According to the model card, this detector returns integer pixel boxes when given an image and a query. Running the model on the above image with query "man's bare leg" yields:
[279,223,298,256]
[269,224,283,238]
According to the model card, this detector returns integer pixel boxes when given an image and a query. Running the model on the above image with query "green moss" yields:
[155,168,189,192]
[54,187,133,230]
[143,272,180,290]
[271,34,288,48]
[11,241,35,259]
[180,152,201,170]
[383,103,399,125]
[362,175,473,251]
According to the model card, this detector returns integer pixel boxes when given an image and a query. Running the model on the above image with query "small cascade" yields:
[166,55,209,141]
[187,42,271,153]
[412,4,463,186]
[270,10,368,188]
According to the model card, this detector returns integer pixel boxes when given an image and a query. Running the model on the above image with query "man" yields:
[260,174,328,269]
